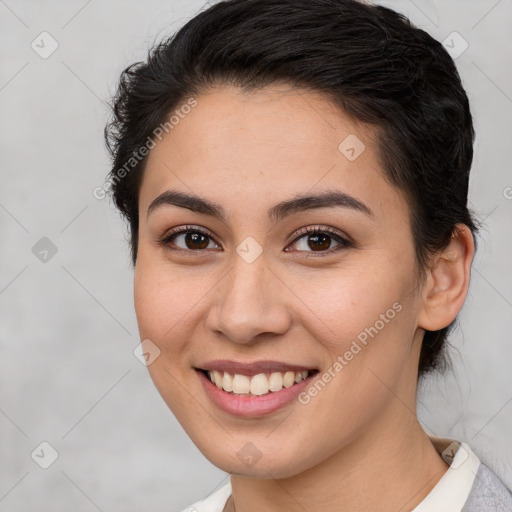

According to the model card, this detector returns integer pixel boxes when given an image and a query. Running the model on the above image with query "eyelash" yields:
[158,224,353,256]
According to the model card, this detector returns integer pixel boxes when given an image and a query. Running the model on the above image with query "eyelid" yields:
[159,224,220,250]
[159,224,353,253]
[287,224,352,245]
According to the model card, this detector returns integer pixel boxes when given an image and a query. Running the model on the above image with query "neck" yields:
[226,406,449,512]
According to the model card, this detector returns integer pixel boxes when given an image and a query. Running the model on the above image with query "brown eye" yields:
[179,232,211,250]
[286,226,352,254]
[159,226,220,252]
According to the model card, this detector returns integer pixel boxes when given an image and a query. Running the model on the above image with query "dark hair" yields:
[104,0,478,377]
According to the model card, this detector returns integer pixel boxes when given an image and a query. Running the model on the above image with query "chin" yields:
[195,435,318,479]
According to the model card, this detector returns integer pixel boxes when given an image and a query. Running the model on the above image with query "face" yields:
[134,83,426,478]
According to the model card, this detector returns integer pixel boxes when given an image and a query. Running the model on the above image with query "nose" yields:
[205,252,292,345]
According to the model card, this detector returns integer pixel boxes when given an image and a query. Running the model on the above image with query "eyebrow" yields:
[147,188,373,223]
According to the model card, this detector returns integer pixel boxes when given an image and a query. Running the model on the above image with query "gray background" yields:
[0,0,511,510]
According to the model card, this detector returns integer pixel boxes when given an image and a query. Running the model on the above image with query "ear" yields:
[417,224,475,331]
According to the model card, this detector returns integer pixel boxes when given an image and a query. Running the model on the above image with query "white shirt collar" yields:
[185,436,480,512]
[411,436,481,512]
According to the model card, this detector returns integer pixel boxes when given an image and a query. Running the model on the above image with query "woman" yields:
[103,0,512,510]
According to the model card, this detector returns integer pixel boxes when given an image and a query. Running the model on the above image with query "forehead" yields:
[139,84,407,223]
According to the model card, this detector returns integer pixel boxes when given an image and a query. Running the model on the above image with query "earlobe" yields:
[417,224,475,332]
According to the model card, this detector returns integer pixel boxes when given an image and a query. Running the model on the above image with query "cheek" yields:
[290,270,417,454]
[303,258,419,403]
[297,259,414,352]
[133,257,204,348]
[133,258,204,413]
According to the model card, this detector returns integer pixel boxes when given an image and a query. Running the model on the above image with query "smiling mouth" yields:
[197,369,319,396]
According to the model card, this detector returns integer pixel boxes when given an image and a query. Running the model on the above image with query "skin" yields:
[134,83,475,511]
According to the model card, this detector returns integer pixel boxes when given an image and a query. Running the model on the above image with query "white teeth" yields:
[250,374,269,396]
[206,369,311,396]
[283,371,295,388]
[232,374,250,394]
[213,370,223,389]
[222,372,233,392]
[268,372,283,391]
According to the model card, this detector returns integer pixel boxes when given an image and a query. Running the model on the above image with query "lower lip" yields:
[196,369,317,419]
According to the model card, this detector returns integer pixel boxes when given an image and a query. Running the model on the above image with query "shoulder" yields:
[462,463,512,511]
[179,482,232,512]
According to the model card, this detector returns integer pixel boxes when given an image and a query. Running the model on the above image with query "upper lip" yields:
[196,360,317,376]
